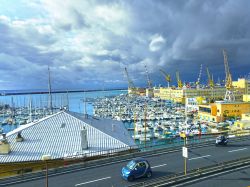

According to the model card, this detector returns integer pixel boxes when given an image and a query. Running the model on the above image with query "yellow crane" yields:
[206,67,214,88]
[159,69,171,88]
[222,49,235,101]
[176,71,183,88]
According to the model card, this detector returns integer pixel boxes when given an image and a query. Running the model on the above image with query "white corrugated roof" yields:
[0,111,135,163]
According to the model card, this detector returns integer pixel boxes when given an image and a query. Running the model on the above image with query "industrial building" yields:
[233,78,250,102]
[198,101,250,123]
[153,86,243,104]
[232,113,250,130]
[0,110,136,163]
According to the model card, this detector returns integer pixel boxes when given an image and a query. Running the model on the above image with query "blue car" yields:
[121,158,152,181]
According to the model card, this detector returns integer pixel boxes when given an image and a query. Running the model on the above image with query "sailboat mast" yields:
[48,66,52,114]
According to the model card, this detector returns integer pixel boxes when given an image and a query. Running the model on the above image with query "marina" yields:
[93,94,208,144]
[0,90,210,146]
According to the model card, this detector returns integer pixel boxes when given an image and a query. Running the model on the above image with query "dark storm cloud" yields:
[0,0,250,90]
[122,0,250,86]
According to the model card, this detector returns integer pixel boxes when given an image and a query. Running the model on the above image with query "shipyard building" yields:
[153,87,243,103]
[198,101,250,123]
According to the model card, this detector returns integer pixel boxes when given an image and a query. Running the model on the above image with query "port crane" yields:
[222,49,235,101]
[124,67,135,89]
[159,69,171,88]
[206,67,214,88]
[176,71,183,88]
[196,64,203,89]
[145,65,153,89]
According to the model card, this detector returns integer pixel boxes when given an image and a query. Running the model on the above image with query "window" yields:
[199,107,211,113]
[139,162,146,168]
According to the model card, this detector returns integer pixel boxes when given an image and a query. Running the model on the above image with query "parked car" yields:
[121,158,152,181]
[215,135,228,146]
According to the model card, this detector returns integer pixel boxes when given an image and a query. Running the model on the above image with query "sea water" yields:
[0,89,127,133]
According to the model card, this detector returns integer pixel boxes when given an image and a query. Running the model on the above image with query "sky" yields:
[0,0,250,91]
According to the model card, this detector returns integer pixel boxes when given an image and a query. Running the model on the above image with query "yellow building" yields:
[198,101,250,123]
[243,94,250,102]
[233,78,250,102]
[233,120,250,130]
[242,113,250,120]
[153,86,243,104]
[232,114,250,130]
[233,78,250,94]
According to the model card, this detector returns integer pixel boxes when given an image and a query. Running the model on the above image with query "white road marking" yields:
[75,176,111,186]
[188,155,211,161]
[228,148,247,153]
[151,163,167,168]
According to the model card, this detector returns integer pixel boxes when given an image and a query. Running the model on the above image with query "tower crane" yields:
[206,67,214,88]
[222,49,235,101]
[124,67,136,95]
[124,67,135,89]
[144,65,152,89]
[176,71,183,89]
[159,69,171,88]
[196,64,203,89]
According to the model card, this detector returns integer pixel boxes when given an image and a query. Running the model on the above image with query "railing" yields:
[128,156,250,187]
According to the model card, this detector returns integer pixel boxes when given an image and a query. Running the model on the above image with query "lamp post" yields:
[42,154,51,187]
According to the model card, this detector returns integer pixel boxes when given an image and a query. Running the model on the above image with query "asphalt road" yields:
[6,138,250,187]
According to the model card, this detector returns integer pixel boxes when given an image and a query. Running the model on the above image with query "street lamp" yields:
[42,154,51,187]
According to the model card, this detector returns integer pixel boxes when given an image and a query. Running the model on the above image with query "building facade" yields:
[153,86,243,104]
[198,101,250,123]
[233,78,250,101]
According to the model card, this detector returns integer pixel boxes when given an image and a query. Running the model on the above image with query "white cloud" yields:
[149,34,166,52]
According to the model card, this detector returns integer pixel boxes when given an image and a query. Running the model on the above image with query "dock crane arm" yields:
[222,49,233,90]
[124,67,135,89]
[160,69,171,88]
[222,49,235,101]
[206,67,214,88]
[176,71,183,88]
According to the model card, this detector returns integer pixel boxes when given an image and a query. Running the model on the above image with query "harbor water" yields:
[0,89,127,133]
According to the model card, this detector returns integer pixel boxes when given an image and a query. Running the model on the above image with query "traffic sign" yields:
[182,147,188,158]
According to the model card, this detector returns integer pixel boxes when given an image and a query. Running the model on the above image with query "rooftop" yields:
[0,110,136,163]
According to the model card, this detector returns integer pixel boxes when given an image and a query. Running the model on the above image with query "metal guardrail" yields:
[0,133,250,186]
[128,156,250,187]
